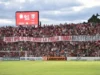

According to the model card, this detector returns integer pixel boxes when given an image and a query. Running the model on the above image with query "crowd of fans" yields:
[0,23,100,57]
[0,23,100,37]
[0,41,100,57]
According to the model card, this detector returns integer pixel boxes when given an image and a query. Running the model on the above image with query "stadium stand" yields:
[0,23,100,57]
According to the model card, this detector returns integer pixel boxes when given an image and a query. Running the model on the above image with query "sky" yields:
[0,0,100,26]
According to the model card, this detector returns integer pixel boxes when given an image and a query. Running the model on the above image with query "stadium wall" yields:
[42,57,66,61]
[20,57,43,61]
[1,57,100,61]
[0,57,3,60]
[67,57,100,61]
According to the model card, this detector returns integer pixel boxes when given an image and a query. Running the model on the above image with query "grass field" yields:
[0,61,100,75]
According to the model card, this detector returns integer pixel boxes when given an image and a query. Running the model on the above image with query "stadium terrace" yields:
[0,23,100,58]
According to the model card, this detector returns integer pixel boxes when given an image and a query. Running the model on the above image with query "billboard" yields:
[16,11,39,26]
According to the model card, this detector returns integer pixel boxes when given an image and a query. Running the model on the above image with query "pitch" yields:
[0,61,100,75]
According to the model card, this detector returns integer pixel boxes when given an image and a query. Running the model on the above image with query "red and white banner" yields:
[3,36,72,43]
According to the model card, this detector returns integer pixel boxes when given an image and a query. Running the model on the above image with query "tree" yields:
[88,14,100,23]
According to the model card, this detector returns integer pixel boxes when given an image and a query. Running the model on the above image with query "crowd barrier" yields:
[43,57,66,61]
[0,57,3,60]
[2,57,20,61]
[20,57,43,61]
[1,57,100,61]
[67,57,100,61]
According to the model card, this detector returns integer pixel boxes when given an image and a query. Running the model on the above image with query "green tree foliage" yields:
[88,13,100,23]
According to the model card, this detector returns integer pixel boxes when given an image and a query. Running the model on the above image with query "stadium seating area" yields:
[0,23,100,37]
[0,23,100,57]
